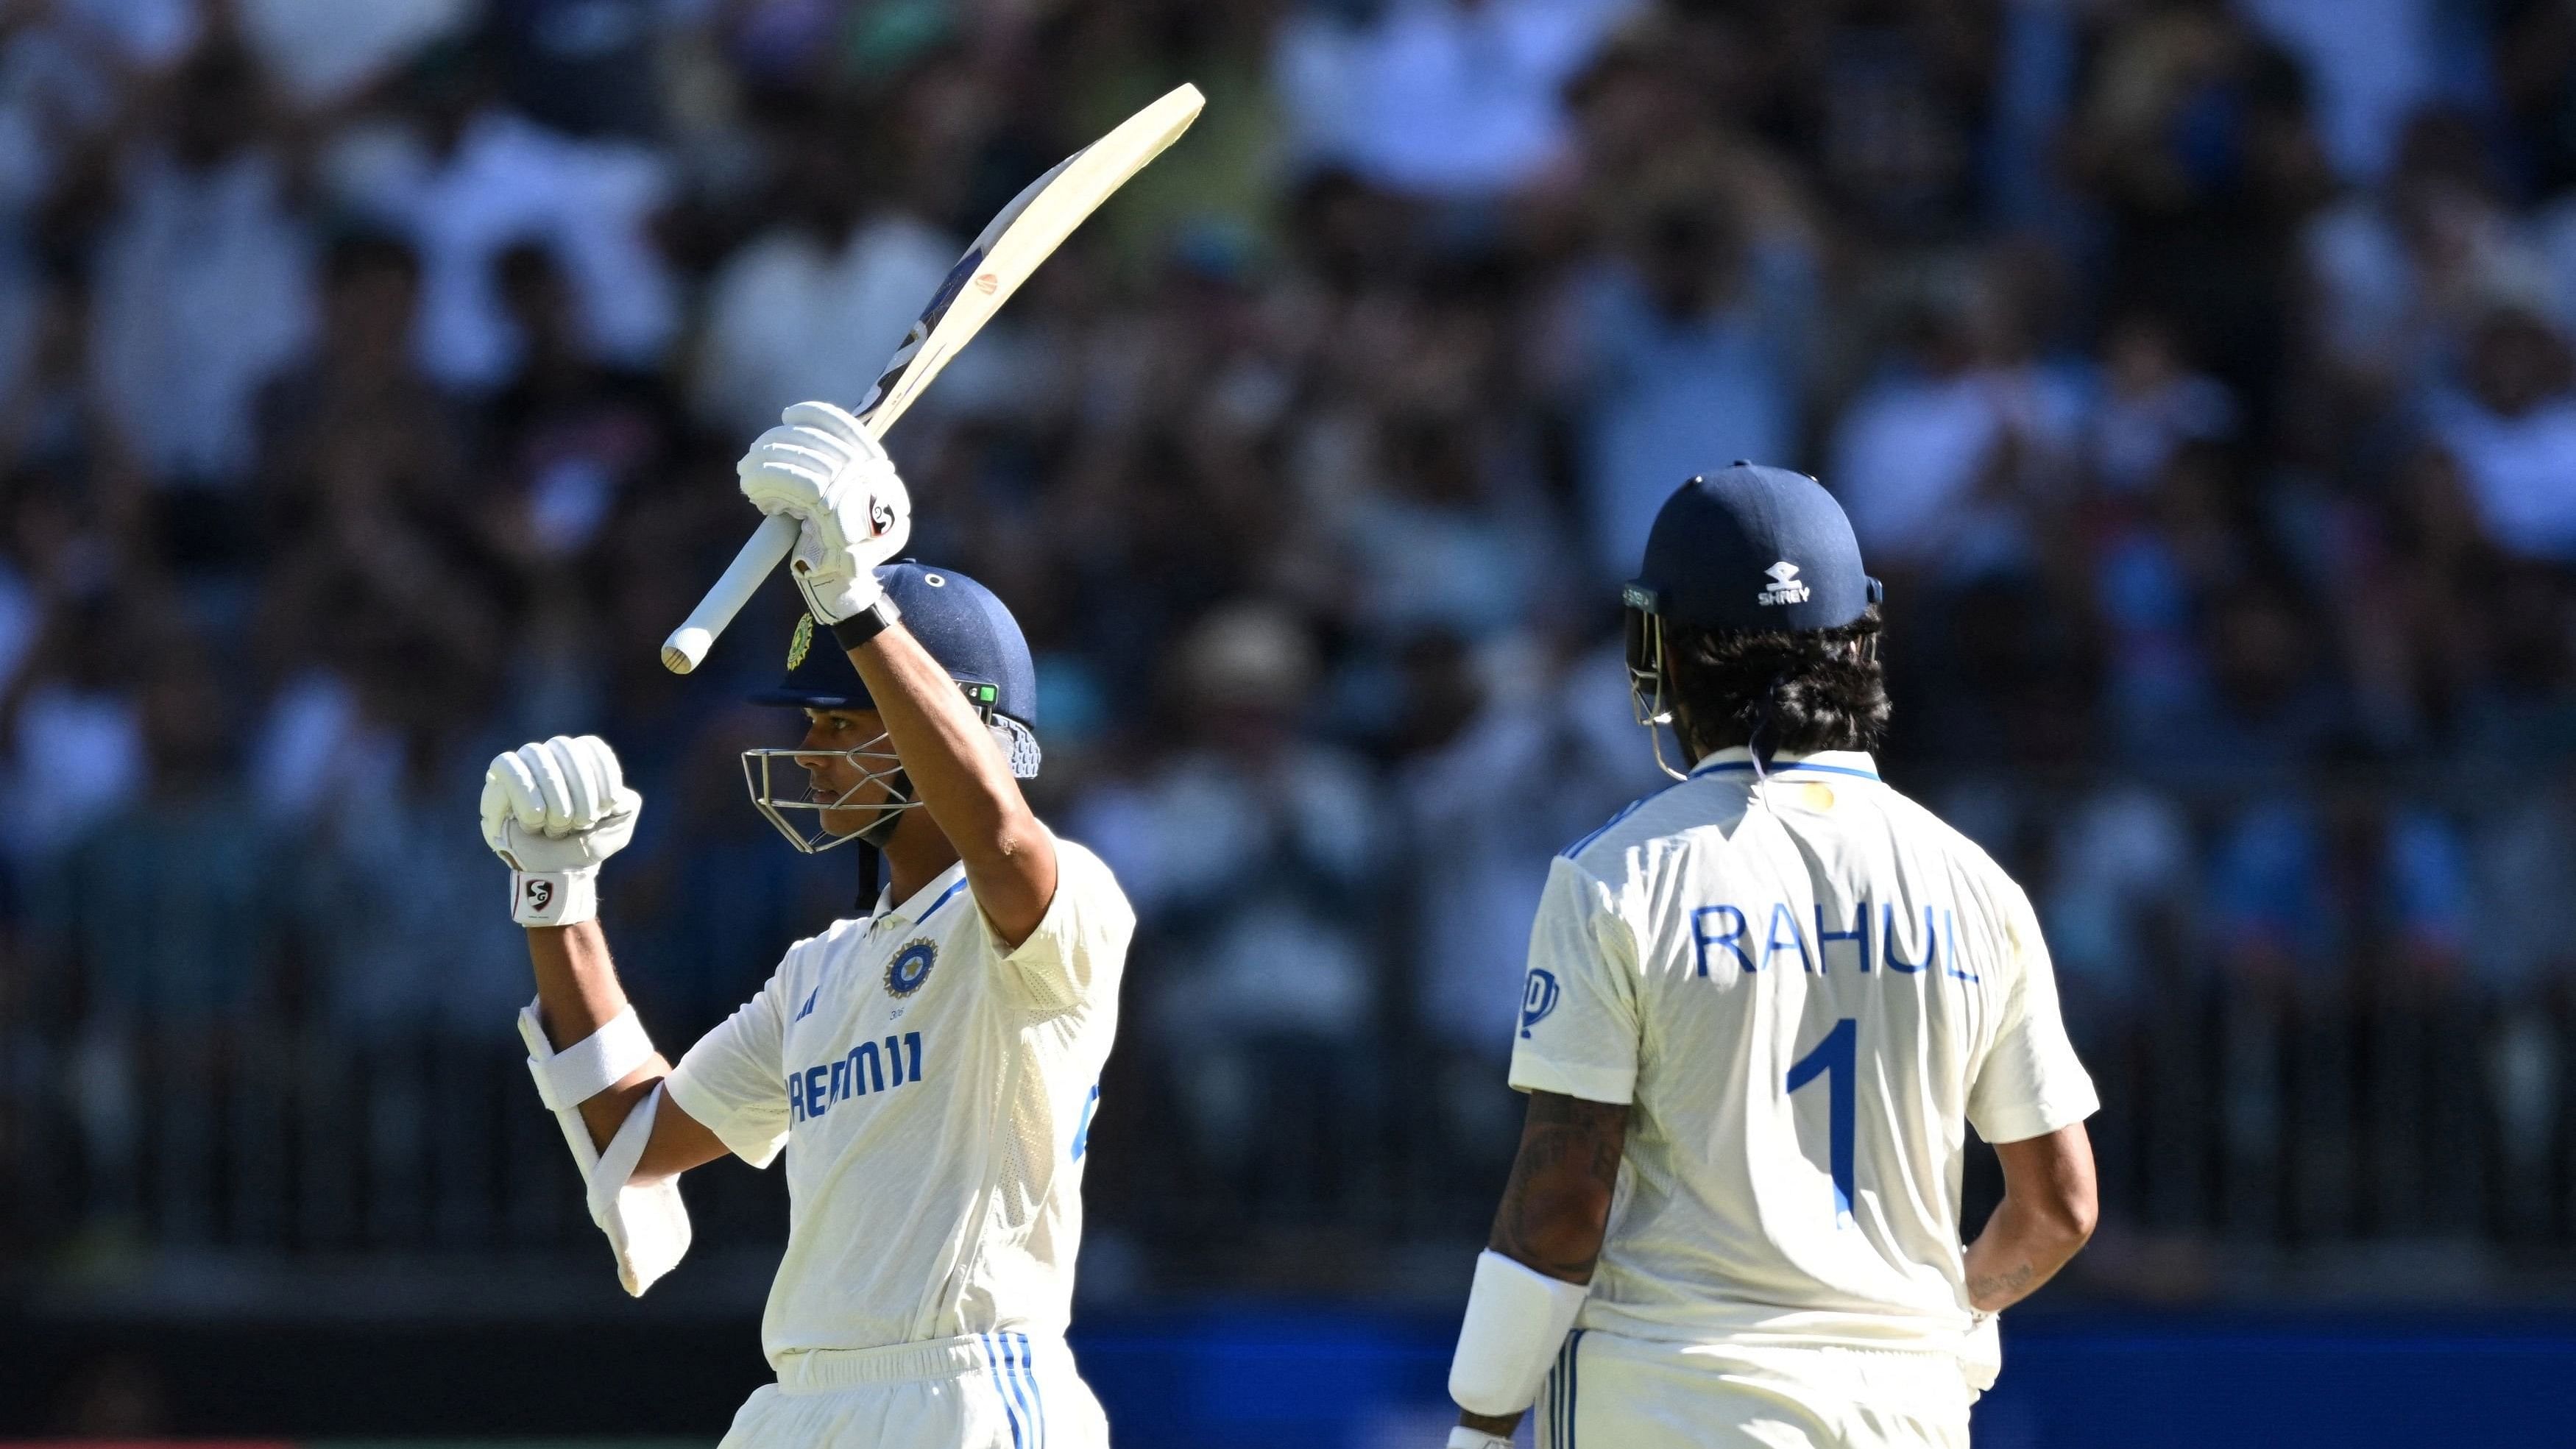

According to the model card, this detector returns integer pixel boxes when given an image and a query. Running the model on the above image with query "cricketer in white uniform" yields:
[1443,465,2101,1449]
[478,402,1133,1449]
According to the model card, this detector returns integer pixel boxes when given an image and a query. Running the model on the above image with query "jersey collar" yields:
[872,860,972,929]
[1688,745,1881,782]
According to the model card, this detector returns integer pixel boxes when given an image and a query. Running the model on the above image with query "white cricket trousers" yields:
[718,1332,1111,1449]
[1535,1329,1973,1449]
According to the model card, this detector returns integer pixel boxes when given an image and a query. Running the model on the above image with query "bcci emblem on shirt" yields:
[887,939,938,997]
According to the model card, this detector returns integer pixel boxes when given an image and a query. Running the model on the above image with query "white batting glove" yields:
[737,400,912,624]
[480,735,643,927]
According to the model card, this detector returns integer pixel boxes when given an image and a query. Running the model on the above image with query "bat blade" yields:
[660,83,1205,675]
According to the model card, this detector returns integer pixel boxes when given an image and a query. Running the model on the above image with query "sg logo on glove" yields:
[524,879,557,915]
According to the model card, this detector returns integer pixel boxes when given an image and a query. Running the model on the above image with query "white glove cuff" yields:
[1448,1429,1512,1449]
[512,868,598,927]
[1448,1250,1589,1417]
[520,1000,654,1110]
[796,566,884,626]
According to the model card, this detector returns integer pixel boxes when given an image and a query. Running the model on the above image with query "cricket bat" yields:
[660,82,1205,674]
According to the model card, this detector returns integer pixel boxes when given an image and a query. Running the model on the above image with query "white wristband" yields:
[512,868,598,927]
[1448,1250,1588,1417]
[520,1001,654,1110]
[1448,1429,1512,1449]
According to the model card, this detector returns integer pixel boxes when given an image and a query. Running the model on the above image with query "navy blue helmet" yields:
[743,561,1040,854]
[750,561,1038,728]
[1622,462,1880,634]
[1621,464,1882,779]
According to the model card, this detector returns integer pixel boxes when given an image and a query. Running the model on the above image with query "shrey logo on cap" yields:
[788,614,814,669]
[1758,560,1811,607]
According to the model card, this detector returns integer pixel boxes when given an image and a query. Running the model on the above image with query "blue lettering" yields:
[1693,905,1753,977]
[1883,903,1938,974]
[789,1033,930,1127]
[1816,901,1871,975]
[1764,902,1814,974]
[1072,1083,1100,1160]
[1943,909,1979,982]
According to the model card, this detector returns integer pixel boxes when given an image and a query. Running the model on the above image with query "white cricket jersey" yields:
[665,834,1133,1369]
[1510,747,2098,1363]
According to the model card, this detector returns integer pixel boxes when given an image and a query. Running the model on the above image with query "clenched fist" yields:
[481,734,643,927]
[737,400,912,624]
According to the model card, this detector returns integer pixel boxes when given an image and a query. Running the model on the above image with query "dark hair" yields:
[1663,606,1890,759]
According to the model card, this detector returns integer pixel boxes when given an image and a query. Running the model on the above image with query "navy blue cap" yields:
[751,561,1038,726]
[1623,463,1880,631]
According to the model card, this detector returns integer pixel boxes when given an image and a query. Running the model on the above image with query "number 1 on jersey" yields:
[1786,1018,1857,1225]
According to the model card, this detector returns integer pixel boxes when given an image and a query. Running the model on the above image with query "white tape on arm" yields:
[520,1001,654,1110]
[1448,1250,1589,1417]
[588,1081,691,1296]
[515,999,689,1295]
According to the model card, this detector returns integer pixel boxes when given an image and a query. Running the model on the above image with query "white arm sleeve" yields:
[517,1002,692,1296]
[1507,858,1643,1105]
[986,837,1136,1014]
[1967,886,2101,1144]
[662,968,793,1169]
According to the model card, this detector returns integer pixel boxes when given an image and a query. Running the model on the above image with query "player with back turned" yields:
[475,403,1135,1448]
[1443,465,2101,1448]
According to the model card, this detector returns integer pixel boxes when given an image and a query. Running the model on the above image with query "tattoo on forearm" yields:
[1489,1092,1627,1280]
[1968,1260,2037,1305]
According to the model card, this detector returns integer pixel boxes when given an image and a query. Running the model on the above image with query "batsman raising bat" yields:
[481,401,1135,1448]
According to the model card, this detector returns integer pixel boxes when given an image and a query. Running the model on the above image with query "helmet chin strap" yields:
[853,768,914,849]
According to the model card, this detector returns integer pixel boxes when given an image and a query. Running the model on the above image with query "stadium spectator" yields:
[86,41,314,569]
[1076,601,1387,1219]
[1557,183,1815,581]
[2427,303,2576,561]
[1274,0,1641,199]
[331,43,676,389]
[689,96,956,436]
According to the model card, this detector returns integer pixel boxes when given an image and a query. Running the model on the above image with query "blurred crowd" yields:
[6,0,2576,1291]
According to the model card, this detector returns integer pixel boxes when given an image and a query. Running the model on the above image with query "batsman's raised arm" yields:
[735,401,1057,944]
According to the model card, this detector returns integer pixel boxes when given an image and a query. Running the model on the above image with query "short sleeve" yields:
[1967,887,2101,1144]
[985,836,1136,1013]
[1507,857,1643,1105]
[664,967,793,1169]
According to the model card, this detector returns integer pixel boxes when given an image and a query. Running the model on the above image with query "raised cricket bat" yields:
[660,82,1205,674]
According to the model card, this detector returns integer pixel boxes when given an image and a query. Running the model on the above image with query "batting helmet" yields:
[743,561,1041,853]
[1621,463,1882,779]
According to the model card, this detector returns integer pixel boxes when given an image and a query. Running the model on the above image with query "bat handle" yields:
[661,513,801,674]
